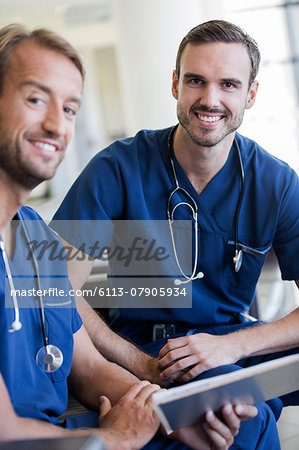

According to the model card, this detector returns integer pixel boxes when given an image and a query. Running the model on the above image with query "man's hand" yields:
[144,355,172,387]
[98,381,160,450]
[158,333,241,382]
[170,403,257,450]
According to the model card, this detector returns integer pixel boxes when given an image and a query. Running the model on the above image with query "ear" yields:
[245,80,259,110]
[172,70,179,100]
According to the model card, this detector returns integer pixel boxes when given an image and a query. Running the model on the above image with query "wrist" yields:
[224,323,263,361]
[223,330,248,362]
[138,354,161,383]
[98,429,132,450]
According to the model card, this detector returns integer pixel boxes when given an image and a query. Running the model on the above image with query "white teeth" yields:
[34,142,56,152]
[198,114,221,122]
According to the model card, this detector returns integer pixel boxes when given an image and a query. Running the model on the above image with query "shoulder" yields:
[19,205,43,220]
[70,127,172,190]
[19,205,62,242]
[109,127,171,151]
[89,127,171,165]
[236,133,298,185]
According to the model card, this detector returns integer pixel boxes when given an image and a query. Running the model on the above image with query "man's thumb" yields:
[99,395,112,418]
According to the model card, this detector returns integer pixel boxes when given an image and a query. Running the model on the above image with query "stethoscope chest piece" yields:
[36,344,63,373]
[233,249,243,272]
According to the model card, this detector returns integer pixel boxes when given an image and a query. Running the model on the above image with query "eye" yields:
[223,82,235,89]
[28,97,44,105]
[190,78,202,85]
[64,106,77,117]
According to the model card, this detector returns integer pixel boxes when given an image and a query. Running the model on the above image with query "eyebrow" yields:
[21,80,81,106]
[183,72,243,87]
[183,72,204,81]
[222,77,243,87]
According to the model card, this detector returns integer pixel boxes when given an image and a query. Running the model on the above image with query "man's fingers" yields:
[234,404,258,420]
[160,369,186,384]
[160,354,199,377]
[203,422,232,449]
[158,337,189,359]
[135,383,161,404]
[158,347,191,369]
[161,358,207,383]
[204,410,234,448]
[177,363,208,382]
[221,404,240,436]
[201,403,257,449]
[123,380,151,400]
[122,381,161,406]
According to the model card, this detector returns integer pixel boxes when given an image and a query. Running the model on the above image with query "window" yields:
[223,0,299,172]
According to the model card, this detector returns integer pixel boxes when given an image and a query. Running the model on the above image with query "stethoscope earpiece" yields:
[195,271,204,279]
[9,320,22,332]
[174,271,204,286]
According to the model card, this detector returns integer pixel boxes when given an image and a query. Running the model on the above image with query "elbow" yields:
[0,413,20,442]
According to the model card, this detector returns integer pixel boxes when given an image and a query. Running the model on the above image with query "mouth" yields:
[193,111,225,128]
[195,113,222,123]
[29,140,59,153]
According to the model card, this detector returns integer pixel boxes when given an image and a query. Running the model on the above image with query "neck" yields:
[173,125,235,195]
[0,170,30,238]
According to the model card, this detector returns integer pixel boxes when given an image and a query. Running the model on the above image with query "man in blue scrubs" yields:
[0,22,257,450]
[52,20,299,448]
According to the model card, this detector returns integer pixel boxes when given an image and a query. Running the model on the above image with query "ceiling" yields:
[0,0,114,48]
[0,0,109,21]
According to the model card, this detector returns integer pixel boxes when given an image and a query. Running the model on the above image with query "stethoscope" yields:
[167,126,265,285]
[0,213,63,372]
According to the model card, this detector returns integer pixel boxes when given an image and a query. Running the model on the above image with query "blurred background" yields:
[0,0,298,319]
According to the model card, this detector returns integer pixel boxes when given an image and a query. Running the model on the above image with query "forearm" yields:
[69,326,139,411]
[3,413,130,450]
[75,360,138,410]
[3,415,92,441]
[78,298,160,383]
[227,307,299,359]
[0,376,97,444]
[0,371,146,450]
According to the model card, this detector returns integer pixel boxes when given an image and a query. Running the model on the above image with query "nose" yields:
[199,84,220,109]
[42,102,66,137]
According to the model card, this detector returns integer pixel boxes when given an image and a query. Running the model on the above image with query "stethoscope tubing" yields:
[166,125,259,279]
[0,212,63,372]
[19,215,49,348]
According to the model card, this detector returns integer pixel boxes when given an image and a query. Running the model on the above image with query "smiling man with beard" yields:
[0,23,162,449]
[52,20,299,449]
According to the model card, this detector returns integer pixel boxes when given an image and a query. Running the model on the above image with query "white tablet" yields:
[152,353,299,433]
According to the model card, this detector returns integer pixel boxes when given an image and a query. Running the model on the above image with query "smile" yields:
[33,141,57,153]
[196,114,222,123]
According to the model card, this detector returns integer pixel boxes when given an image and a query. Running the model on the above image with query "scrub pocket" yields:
[224,240,271,291]
[44,306,74,383]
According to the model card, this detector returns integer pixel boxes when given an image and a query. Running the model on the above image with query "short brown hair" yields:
[0,23,85,94]
[176,19,260,86]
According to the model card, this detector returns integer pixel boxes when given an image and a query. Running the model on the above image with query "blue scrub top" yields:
[0,206,82,424]
[52,127,299,336]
